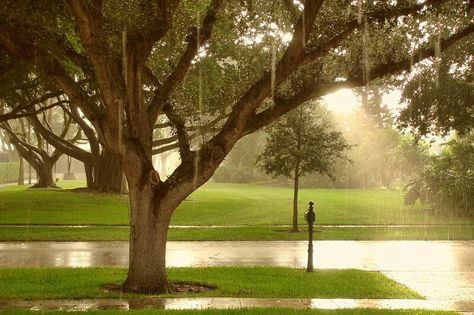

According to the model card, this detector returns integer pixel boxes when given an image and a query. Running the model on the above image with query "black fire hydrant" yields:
[305,201,316,272]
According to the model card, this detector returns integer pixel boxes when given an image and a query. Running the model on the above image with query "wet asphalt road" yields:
[1,240,473,302]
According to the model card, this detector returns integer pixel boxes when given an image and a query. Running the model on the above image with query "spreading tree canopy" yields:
[0,0,472,293]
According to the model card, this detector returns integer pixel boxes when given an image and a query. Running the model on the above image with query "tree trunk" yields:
[18,157,24,185]
[27,122,32,184]
[34,162,55,188]
[68,157,72,174]
[292,159,300,232]
[159,153,168,178]
[28,163,31,184]
[96,149,124,193]
[122,179,173,293]
[121,174,129,194]
[84,162,94,189]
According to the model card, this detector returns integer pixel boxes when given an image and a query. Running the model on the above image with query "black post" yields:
[305,201,315,272]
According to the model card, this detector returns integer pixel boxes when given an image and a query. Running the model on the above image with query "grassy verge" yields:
[1,181,473,226]
[0,309,458,315]
[1,225,473,241]
[0,267,421,300]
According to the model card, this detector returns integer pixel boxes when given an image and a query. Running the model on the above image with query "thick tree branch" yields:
[66,0,124,116]
[10,90,63,112]
[244,81,356,135]
[0,100,65,123]
[0,24,103,127]
[128,0,180,46]
[144,66,163,90]
[0,120,43,167]
[213,0,324,147]
[153,116,224,150]
[0,26,34,58]
[43,59,103,125]
[244,23,474,134]
[366,24,474,82]
[28,107,91,164]
[162,102,191,159]
[62,102,100,156]
[153,135,179,148]
[61,45,93,76]
[303,0,445,66]
[152,142,180,155]
[164,0,326,192]
[154,121,172,129]
[66,1,97,47]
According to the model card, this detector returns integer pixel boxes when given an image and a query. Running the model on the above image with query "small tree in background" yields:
[257,104,350,232]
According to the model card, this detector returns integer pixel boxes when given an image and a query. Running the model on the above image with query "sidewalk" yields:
[1,297,474,312]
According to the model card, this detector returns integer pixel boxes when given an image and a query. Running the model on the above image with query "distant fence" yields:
[0,162,19,184]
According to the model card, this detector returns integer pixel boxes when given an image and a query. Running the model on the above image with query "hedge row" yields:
[0,162,19,184]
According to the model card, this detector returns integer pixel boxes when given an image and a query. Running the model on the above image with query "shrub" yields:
[0,162,19,184]
[405,135,474,215]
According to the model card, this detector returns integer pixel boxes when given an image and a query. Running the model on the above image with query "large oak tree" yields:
[0,0,472,293]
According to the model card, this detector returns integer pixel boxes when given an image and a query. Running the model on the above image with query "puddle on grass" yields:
[1,298,473,312]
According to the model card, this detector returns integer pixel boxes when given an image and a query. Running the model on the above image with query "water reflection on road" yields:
[1,240,473,300]
[0,241,473,270]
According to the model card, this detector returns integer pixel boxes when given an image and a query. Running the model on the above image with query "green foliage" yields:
[0,162,18,184]
[398,36,474,136]
[405,134,474,215]
[395,136,429,179]
[257,104,350,180]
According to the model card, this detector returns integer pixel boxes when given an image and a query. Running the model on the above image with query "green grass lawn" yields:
[0,267,453,315]
[1,225,473,241]
[0,182,129,225]
[0,309,458,315]
[0,267,420,300]
[1,180,472,240]
[1,180,472,226]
